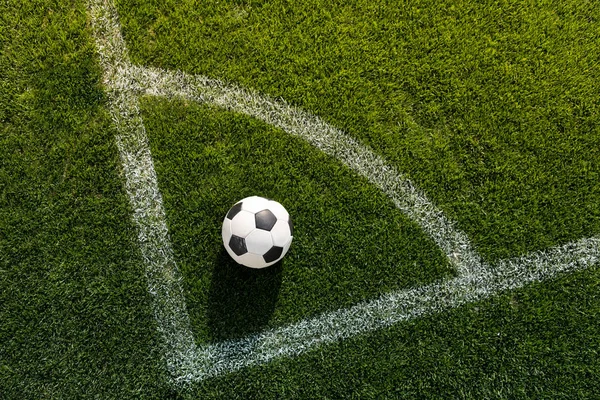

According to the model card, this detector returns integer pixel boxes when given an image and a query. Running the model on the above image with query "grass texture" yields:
[116,0,600,261]
[140,96,452,343]
[0,0,599,398]
[0,0,172,397]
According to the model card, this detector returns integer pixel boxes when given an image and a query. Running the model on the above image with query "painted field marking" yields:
[88,0,600,386]
[119,64,485,278]
[178,236,600,383]
[87,0,198,376]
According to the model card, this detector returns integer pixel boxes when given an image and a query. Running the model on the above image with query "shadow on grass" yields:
[207,248,283,342]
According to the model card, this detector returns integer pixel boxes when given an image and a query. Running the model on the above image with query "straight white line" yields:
[87,0,199,379]
[177,236,600,384]
[87,0,600,387]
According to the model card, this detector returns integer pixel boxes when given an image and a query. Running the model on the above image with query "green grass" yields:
[0,0,172,397]
[1,0,599,398]
[141,96,452,343]
[116,0,600,261]
[189,269,600,399]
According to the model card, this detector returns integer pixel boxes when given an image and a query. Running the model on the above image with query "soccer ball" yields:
[222,196,294,268]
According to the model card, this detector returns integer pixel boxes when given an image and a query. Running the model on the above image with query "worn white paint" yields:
[87,0,599,386]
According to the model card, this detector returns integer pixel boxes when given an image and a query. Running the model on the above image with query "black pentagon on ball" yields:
[226,202,243,220]
[263,246,284,263]
[228,235,247,256]
[255,209,277,231]
[288,217,294,236]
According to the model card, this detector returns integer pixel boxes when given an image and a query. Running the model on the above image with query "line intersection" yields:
[88,0,600,385]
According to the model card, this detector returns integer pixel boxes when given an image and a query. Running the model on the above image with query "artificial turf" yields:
[1,0,599,398]
[188,268,600,399]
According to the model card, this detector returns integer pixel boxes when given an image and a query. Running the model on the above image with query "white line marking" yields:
[87,0,199,378]
[179,236,600,383]
[87,0,600,386]
[115,64,486,277]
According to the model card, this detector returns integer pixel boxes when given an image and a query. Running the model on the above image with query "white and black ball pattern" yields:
[222,196,294,268]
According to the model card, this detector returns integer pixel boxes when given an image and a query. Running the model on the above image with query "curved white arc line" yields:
[115,64,487,278]
[87,0,600,386]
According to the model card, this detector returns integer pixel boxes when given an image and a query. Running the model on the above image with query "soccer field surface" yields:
[2,0,599,398]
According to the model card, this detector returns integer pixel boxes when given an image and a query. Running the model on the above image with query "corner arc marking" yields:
[123,64,485,278]
[87,0,600,387]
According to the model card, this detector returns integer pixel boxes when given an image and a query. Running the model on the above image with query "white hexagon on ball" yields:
[222,196,294,268]
[230,210,256,238]
[245,229,273,255]
[240,196,269,213]
[270,219,292,247]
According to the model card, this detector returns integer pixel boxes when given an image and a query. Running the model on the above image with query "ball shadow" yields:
[207,248,283,342]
